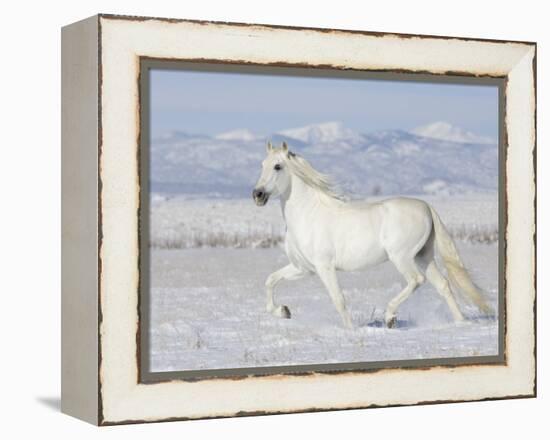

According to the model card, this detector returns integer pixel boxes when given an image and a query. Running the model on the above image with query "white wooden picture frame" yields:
[61,14,536,425]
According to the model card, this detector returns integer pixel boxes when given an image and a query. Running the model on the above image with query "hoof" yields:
[280,305,291,319]
[272,305,291,319]
[386,316,397,329]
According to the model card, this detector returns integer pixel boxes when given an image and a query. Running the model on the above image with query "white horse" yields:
[253,141,492,329]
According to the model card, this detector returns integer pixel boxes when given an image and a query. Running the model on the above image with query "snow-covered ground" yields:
[150,193,498,249]
[149,242,498,372]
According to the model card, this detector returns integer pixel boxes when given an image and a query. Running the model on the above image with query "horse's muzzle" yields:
[253,188,270,206]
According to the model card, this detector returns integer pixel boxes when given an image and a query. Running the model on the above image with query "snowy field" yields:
[150,245,498,372]
[148,192,499,372]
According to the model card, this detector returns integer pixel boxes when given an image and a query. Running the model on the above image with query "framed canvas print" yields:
[61,14,536,425]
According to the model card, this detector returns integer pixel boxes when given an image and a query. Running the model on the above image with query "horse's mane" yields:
[284,151,345,201]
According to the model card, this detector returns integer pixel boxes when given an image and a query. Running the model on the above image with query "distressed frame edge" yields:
[532,44,538,400]
[61,14,101,425]
[502,44,537,401]
[97,13,105,427]
[92,15,536,425]
[100,393,536,427]
[97,12,537,46]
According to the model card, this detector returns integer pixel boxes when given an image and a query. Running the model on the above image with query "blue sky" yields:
[150,68,499,139]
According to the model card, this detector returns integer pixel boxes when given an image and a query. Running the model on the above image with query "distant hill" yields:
[150,121,498,198]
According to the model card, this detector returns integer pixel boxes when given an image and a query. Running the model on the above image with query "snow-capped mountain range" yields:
[412,121,495,145]
[278,121,364,144]
[150,121,498,197]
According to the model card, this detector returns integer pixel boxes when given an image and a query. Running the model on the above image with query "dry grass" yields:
[150,224,497,249]
[151,229,284,249]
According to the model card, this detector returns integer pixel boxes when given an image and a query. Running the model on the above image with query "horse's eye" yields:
[274,164,282,171]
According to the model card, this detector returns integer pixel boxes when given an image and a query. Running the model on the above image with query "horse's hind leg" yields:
[425,261,464,322]
[265,264,307,319]
[415,235,464,322]
[385,257,425,328]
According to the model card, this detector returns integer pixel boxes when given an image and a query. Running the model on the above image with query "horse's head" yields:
[253,141,292,206]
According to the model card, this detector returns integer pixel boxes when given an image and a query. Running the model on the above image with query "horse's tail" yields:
[429,206,493,314]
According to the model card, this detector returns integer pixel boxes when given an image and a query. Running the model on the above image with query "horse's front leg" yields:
[265,264,307,319]
[316,265,353,329]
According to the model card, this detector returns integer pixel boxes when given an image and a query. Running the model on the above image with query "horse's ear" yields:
[266,141,273,153]
[281,141,288,152]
